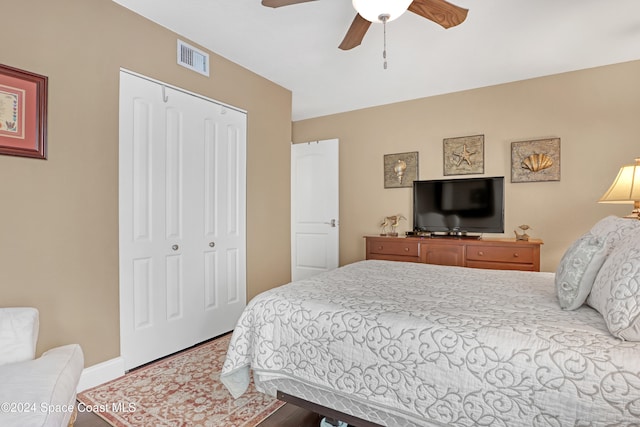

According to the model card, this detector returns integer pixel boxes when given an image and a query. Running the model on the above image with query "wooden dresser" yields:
[365,236,542,272]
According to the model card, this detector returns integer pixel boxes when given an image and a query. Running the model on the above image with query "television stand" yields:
[365,235,543,271]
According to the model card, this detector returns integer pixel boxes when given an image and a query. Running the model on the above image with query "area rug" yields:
[77,334,284,426]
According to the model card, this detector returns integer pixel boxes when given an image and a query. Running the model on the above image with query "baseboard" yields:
[77,356,125,392]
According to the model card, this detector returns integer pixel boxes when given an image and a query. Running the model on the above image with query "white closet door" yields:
[119,71,246,370]
[197,100,247,341]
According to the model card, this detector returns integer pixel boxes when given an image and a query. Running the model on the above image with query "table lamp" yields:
[598,158,640,219]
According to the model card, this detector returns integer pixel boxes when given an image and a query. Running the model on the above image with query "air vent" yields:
[177,40,210,77]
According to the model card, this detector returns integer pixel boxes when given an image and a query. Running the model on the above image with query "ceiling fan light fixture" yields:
[352,0,413,23]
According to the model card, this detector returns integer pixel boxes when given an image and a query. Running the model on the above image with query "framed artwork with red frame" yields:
[0,64,48,159]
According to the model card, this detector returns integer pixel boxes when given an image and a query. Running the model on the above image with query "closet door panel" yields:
[119,71,246,370]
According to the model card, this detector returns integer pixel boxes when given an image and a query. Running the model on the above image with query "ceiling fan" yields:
[261,0,468,50]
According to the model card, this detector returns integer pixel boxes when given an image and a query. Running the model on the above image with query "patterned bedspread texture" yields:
[221,260,640,426]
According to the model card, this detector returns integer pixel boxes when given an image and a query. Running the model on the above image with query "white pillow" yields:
[589,215,640,249]
[587,229,640,340]
[555,233,608,310]
[553,215,638,311]
[0,308,39,366]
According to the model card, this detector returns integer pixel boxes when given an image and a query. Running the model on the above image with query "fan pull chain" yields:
[380,14,389,70]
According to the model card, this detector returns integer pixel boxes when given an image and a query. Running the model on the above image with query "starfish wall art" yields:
[443,135,484,175]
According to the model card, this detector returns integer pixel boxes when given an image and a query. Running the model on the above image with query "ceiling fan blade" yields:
[261,0,316,8]
[339,14,372,50]
[408,0,468,29]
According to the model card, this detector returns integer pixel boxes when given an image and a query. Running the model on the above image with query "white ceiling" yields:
[113,0,640,121]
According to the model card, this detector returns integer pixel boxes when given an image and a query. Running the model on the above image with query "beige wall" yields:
[293,61,640,271]
[1,0,292,366]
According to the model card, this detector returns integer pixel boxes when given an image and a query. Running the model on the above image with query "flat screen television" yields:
[413,176,504,236]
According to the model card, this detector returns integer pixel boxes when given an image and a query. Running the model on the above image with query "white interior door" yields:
[291,139,339,281]
[119,70,246,370]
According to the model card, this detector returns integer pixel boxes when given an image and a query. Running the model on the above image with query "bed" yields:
[221,216,640,426]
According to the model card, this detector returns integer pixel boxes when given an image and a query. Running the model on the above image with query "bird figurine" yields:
[514,224,531,241]
[379,217,391,236]
[380,214,406,236]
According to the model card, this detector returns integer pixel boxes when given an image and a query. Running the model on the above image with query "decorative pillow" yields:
[589,215,640,250]
[587,229,640,341]
[0,308,39,366]
[555,233,608,310]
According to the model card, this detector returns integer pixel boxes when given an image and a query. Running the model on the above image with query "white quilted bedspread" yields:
[221,260,640,426]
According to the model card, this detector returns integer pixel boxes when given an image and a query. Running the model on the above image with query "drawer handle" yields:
[513,253,520,258]
[477,251,484,256]
[378,246,383,250]
[404,247,410,252]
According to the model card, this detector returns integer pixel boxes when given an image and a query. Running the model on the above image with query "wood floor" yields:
[75,402,323,427]
[75,408,111,427]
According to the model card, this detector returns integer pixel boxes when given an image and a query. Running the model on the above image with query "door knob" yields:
[209,242,215,248]
[324,219,337,227]
[172,244,179,251]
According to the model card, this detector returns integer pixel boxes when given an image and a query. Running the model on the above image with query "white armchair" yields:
[0,308,84,427]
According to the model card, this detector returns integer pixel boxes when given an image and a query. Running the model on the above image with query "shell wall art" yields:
[522,153,553,172]
[511,138,560,183]
[384,152,418,188]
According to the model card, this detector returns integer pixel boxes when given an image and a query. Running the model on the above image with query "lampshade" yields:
[598,158,640,219]
[352,0,413,23]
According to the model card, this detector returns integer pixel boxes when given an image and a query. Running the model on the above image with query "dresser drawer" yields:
[369,240,420,257]
[466,245,534,264]
[365,237,422,263]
